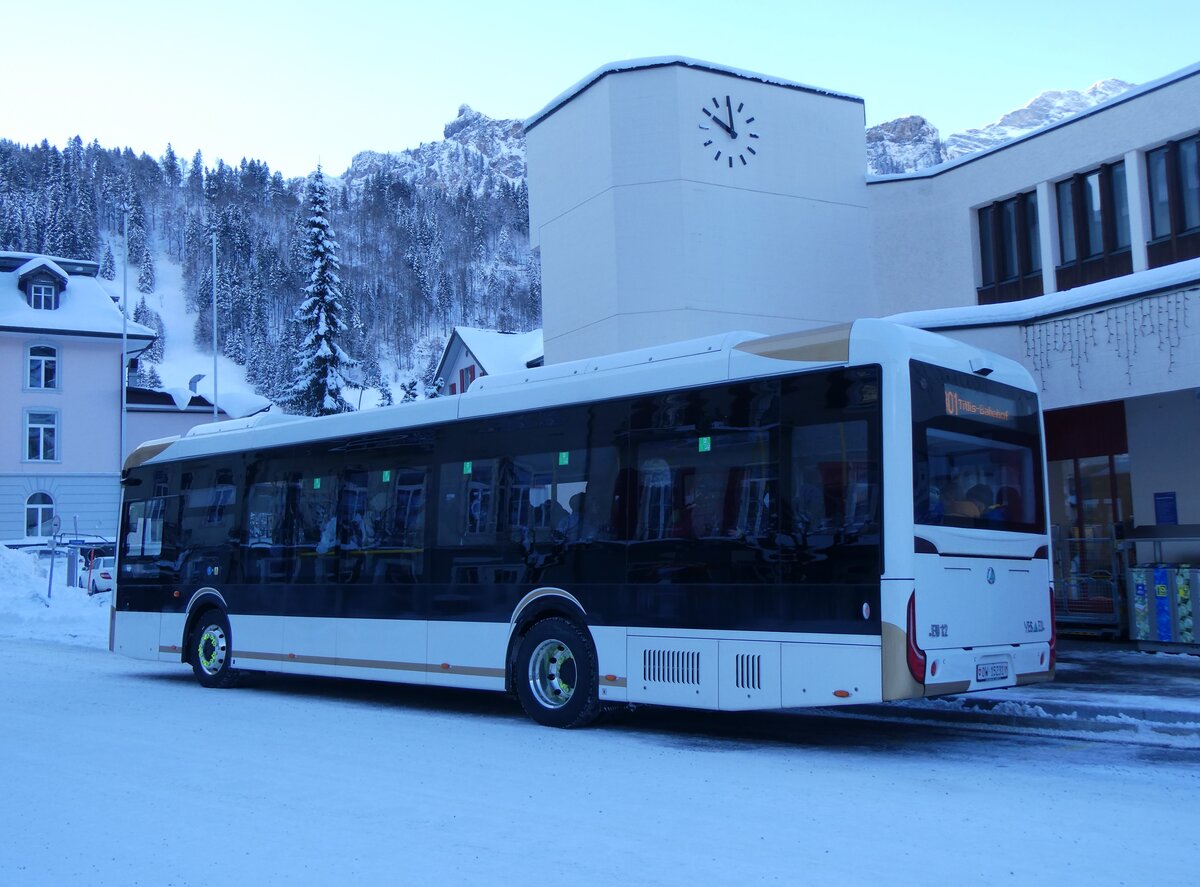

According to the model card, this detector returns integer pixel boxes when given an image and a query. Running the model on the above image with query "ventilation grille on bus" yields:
[643,649,701,686]
[735,653,763,691]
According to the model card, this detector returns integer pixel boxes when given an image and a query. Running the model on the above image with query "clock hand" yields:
[704,108,733,136]
[725,96,737,138]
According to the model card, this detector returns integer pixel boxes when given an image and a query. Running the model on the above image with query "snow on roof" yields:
[0,255,156,340]
[886,257,1200,331]
[15,256,69,284]
[443,327,543,378]
[868,60,1200,183]
[210,389,273,420]
[163,380,272,420]
[526,56,862,130]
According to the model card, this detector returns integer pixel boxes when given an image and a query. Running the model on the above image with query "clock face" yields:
[698,94,760,168]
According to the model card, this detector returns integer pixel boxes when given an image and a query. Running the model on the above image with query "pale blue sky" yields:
[5,0,1197,179]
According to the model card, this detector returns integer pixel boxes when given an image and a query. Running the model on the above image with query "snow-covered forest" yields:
[0,106,539,410]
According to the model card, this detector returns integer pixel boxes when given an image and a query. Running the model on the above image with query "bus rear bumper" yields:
[922,641,1053,697]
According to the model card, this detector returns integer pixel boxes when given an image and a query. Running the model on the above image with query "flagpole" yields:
[212,229,218,421]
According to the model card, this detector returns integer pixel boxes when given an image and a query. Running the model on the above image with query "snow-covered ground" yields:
[0,546,110,647]
[97,250,273,417]
[3,545,1199,885]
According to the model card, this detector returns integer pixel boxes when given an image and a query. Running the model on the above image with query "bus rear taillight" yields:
[906,592,926,685]
[1048,587,1057,671]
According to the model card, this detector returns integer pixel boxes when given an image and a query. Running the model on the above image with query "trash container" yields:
[1128,566,1179,643]
[1177,568,1196,644]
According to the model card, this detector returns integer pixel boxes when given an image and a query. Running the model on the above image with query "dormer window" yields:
[15,257,69,309]
[29,283,59,310]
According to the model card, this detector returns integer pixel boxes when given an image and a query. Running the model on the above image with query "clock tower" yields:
[525,57,876,363]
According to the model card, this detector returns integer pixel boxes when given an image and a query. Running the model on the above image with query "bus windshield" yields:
[910,360,1045,534]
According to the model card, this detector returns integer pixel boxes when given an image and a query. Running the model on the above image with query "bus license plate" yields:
[976,662,1009,683]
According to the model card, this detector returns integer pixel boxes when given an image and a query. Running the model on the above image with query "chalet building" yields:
[0,252,155,542]
[434,327,543,394]
[525,57,1200,635]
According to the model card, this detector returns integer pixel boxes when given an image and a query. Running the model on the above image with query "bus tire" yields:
[189,610,241,689]
[515,617,601,728]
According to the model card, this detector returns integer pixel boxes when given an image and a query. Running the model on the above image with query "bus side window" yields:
[787,419,880,583]
[293,473,337,582]
[362,465,427,584]
[438,459,499,546]
[247,480,290,583]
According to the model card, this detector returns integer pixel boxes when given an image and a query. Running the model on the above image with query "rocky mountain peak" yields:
[868,78,1137,175]
[344,106,527,197]
[865,115,944,175]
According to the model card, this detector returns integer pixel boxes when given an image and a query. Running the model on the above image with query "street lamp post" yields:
[120,207,129,468]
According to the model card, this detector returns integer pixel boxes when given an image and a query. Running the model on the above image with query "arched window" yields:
[27,345,58,390]
[26,492,54,537]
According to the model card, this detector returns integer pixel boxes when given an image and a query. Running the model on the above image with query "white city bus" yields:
[113,319,1054,727]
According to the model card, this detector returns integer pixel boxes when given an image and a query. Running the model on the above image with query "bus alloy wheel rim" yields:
[529,638,576,709]
[199,625,227,675]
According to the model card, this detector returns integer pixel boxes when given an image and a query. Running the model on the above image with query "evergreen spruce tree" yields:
[133,296,166,363]
[140,364,163,389]
[100,243,116,280]
[161,144,182,191]
[287,167,357,416]
[138,248,156,293]
[186,150,204,208]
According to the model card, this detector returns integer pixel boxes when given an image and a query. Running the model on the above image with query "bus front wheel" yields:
[515,617,601,728]
[189,610,241,689]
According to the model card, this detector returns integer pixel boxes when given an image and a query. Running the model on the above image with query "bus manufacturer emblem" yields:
[986,567,996,585]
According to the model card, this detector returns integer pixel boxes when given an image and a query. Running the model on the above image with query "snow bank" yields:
[0,546,109,648]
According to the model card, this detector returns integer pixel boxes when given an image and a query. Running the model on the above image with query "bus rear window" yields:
[910,360,1045,534]
[123,498,167,558]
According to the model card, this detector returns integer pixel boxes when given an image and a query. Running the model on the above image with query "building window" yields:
[1146,133,1200,268]
[25,410,58,461]
[1055,160,1132,290]
[27,345,58,390]
[976,189,1042,305]
[26,492,54,537]
[29,283,58,310]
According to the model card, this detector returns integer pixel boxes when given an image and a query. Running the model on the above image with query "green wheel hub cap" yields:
[198,624,228,675]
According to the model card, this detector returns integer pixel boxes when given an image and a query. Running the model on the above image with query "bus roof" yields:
[124,319,1034,471]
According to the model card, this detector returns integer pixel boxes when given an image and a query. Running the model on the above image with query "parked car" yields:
[87,556,117,595]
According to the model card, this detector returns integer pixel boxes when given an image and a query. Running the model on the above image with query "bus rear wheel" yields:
[189,610,241,689]
[515,617,600,728]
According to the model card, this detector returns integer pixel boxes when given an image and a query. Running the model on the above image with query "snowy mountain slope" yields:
[865,115,944,175]
[942,79,1133,159]
[866,78,1136,175]
[97,249,270,416]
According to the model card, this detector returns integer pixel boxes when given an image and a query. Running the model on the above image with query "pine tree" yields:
[287,167,357,416]
[161,144,182,191]
[134,296,166,363]
[138,248,156,293]
[423,377,444,399]
[186,150,204,208]
[100,243,116,280]
[140,364,163,389]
